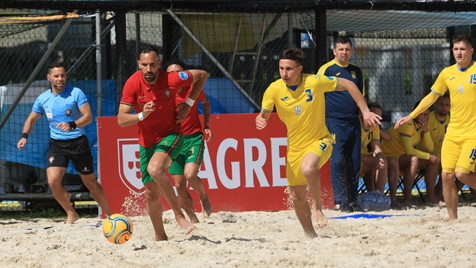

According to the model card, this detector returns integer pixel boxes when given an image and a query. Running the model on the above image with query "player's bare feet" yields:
[425,197,441,205]
[391,199,403,209]
[155,234,168,241]
[304,229,318,238]
[201,194,212,218]
[65,211,79,224]
[313,209,327,229]
[176,216,196,235]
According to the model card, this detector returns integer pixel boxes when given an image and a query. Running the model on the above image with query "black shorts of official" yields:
[46,135,95,175]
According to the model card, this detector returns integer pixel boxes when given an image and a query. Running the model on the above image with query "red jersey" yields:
[176,85,206,135]
[121,70,193,148]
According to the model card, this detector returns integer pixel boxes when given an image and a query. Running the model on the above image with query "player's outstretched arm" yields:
[256,111,271,130]
[176,70,208,123]
[118,101,155,127]
[336,78,381,128]
[395,93,439,129]
[17,111,41,150]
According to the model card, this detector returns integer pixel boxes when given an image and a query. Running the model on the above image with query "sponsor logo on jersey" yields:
[315,75,320,79]
[335,72,341,76]
[326,76,334,81]
[450,77,455,80]
[281,97,289,101]
[179,71,189,80]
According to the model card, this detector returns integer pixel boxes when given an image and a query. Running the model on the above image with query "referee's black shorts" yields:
[46,135,95,175]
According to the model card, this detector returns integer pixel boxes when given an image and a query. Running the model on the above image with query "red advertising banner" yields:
[98,114,334,218]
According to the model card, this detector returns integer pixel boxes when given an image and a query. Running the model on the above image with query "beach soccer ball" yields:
[103,214,133,244]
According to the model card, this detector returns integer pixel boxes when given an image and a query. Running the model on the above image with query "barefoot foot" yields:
[65,212,79,224]
[176,216,196,235]
[313,209,327,229]
[201,194,212,218]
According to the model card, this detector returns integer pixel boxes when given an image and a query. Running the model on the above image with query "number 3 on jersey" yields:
[305,89,313,102]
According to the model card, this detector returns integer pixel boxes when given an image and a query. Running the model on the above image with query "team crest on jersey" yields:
[164,89,171,98]
[179,72,189,80]
[294,105,302,115]
[65,109,72,116]
[351,71,356,78]
[458,85,464,94]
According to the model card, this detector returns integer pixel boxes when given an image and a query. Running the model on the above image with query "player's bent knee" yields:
[147,165,165,179]
[145,190,160,202]
[301,163,319,178]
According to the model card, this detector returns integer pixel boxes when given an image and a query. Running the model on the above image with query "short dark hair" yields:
[368,102,382,111]
[279,47,305,66]
[436,92,450,102]
[48,60,65,71]
[452,35,473,48]
[163,58,187,71]
[140,44,159,56]
[334,36,353,48]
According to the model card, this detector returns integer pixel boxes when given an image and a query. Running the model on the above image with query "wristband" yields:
[68,121,77,130]
[185,98,195,107]
[21,133,29,140]
[138,112,145,121]
[204,122,210,129]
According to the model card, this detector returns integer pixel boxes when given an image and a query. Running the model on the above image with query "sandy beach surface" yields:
[1,205,475,268]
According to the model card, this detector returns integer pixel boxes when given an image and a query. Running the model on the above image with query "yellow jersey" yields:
[427,110,450,154]
[381,120,433,160]
[431,62,476,138]
[360,116,380,155]
[261,74,338,149]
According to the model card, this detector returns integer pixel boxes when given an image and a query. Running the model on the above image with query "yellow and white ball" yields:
[103,214,133,244]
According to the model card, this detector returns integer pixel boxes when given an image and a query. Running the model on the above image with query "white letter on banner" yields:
[271,137,288,186]
[216,138,240,189]
[243,138,269,188]
[198,142,218,189]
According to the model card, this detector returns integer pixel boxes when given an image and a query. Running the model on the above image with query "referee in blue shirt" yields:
[17,61,112,223]
[317,36,365,212]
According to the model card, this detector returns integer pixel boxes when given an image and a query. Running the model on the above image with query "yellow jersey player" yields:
[382,101,440,206]
[428,94,451,158]
[359,102,401,206]
[397,35,476,220]
[426,94,450,204]
[255,47,381,238]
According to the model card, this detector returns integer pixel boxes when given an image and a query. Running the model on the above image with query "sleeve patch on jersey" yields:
[179,71,189,80]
